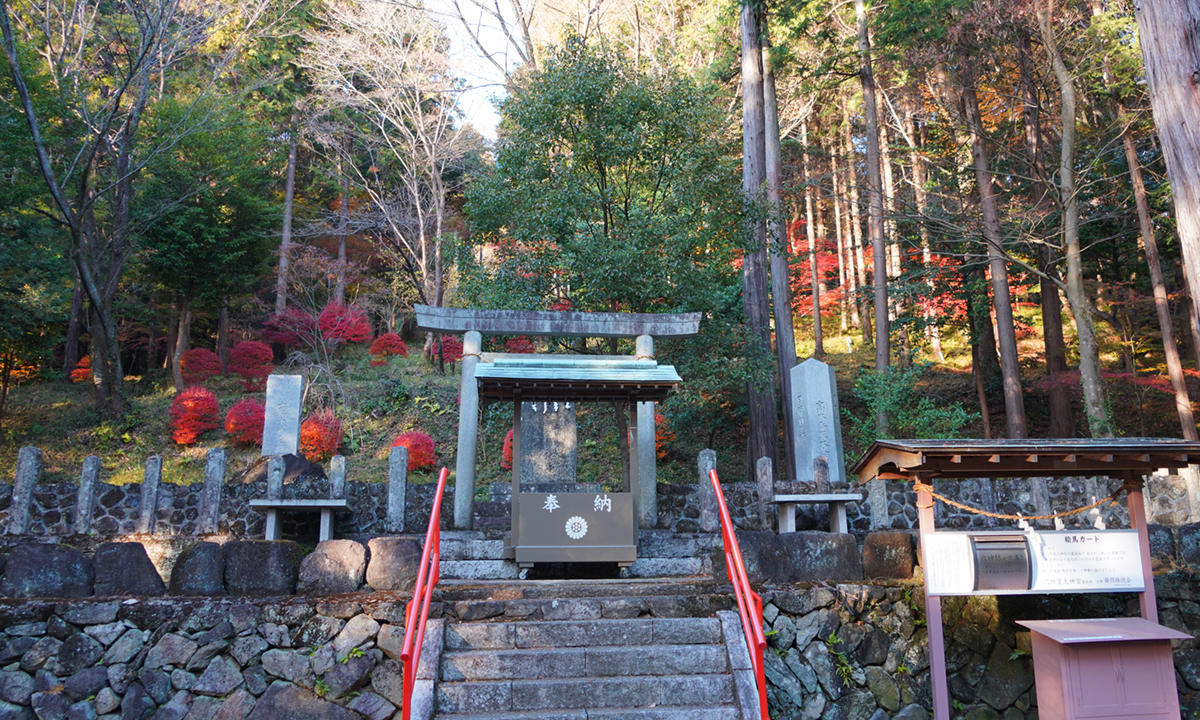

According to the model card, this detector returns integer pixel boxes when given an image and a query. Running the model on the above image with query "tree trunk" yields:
[832,146,849,334]
[842,106,866,334]
[802,120,824,358]
[970,264,1003,389]
[276,119,299,315]
[857,0,889,433]
[1133,0,1200,330]
[960,53,1028,438]
[1039,3,1112,437]
[741,0,779,478]
[171,298,192,394]
[62,284,84,379]
[335,139,350,305]
[146,295,159,373]
[1019,30,1074,437]
[905,91,943,362]
[165,309,178,371]
[1124,120,1196,437]
[763,43,798,483]
[217,298,231,373]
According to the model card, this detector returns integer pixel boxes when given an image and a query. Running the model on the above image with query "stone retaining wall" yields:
[759,572,1200,720]
[5,446,1200,542]
[0,573,1195,720]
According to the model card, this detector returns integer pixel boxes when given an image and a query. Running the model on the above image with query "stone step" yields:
[442,592,732,623]
[441,643,728,681]
[436,705,741,720]
[435,674,735,714]
[444,618,722,651]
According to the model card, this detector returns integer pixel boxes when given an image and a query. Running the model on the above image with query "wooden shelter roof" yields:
[474,357,681,402]
[849,438,1200,481]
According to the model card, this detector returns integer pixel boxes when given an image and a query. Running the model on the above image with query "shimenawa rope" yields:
[911,480,1139,521]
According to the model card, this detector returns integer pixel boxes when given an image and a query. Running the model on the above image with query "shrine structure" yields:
[414,304,698,567]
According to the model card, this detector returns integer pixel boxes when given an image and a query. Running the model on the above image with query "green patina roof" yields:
[474,357,682,402]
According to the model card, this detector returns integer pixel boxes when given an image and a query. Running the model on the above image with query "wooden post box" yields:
[1018,618,1192,720]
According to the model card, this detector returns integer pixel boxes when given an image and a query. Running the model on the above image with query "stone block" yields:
[56,633,104,675]
[0,544,93,599]
[93,543,165,597]
[779,531,863,583]
[168,543,225,597]
[245,681,356,720]
[222,542,303,597]
[861,532,916,579]
[976,642,1033,711]
[192,656,243,697]
[1179,521,1200,567]
[364,538,421,592]
[1148,524,1177,571]
[0,672,32,705]
[144,634,198,670]
[120,682,156,720]
[297,540,367,595]
[210,689,255,720]
[720,531,793,585]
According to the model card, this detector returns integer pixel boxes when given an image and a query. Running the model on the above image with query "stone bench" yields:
[249,499,349,542]
[771,493,863,534]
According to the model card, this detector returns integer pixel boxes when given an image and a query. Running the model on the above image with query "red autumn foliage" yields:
[501,429,514,470]
[369,333,409,366]
[548,298,572,312]
[224,398,266,446]
[626,406,676,459]
[1037,370,1190,396]
[504,336,535,354]
[262,307,318,346]
[170,386,220,445]
[655,410,675,459]
[181,348,222,385]
[70,356,91,383]
[440,337,463,363]
[318,303,372,343]
[228,341,274,391]
[392,431,436,472]
[300,408,342,461]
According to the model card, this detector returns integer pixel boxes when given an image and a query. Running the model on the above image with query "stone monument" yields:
[519,401,577,484]
[262,374,305,457]
[790,358,846,486]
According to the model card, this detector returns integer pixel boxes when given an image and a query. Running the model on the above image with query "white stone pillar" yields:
[454,330,482,529]
[635,334,656,528]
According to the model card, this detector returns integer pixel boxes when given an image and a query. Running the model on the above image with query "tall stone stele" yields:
[790,358,846,485]
[262,374,305,457]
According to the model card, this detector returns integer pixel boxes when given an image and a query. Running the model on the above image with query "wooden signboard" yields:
[923,530,1145,596]
[514,492,636,565]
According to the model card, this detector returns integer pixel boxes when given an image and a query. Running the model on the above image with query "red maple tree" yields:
[224,398,266,445]
[170,387,220,445]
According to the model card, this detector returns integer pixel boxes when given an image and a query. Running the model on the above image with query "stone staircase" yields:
[428,582,758,720]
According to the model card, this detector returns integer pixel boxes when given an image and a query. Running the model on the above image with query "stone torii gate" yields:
[414,305,701,532]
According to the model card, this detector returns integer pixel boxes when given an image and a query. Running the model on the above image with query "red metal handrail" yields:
[710,468,768,719]
[401,467,449,720]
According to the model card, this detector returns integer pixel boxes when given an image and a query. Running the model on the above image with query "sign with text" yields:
[923,530,1144,596]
